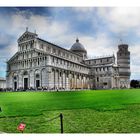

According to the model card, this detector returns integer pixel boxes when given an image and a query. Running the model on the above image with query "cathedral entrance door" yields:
[36,80,40,88]
[14,82,17,90]
[24,78,28,90]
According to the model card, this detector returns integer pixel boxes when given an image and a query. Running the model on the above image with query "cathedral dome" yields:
[70,38,87,53]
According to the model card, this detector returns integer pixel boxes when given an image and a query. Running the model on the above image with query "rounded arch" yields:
[12,72,17,76]
[23,71,28,75]
[35,69,40,78]
[13,72,19,81]
[35,69,40,74]
[34,69,41,89]
[41,68,46,73]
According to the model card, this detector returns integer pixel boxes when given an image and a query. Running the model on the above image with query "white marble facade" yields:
[6,29,131,90]
[0,78,6,89]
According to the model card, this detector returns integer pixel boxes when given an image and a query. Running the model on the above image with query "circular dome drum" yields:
[70,38,87,53]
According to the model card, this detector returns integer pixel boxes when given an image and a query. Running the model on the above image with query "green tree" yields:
[130,80,140,88]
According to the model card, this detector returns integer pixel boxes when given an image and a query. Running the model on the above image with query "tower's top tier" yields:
[118,44,129,53]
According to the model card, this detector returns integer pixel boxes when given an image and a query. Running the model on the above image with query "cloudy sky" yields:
[0,7,140,79]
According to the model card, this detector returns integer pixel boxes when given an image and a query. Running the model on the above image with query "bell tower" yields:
[117,43,130,88]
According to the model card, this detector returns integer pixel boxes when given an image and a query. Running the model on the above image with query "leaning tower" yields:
[117,44,131,88]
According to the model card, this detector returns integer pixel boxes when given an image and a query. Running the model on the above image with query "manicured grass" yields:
[0,89,140,133]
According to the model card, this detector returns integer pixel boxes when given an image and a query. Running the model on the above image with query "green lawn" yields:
[0,89,140,133]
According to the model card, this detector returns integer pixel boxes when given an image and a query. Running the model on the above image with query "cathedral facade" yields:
[6,29,131,90]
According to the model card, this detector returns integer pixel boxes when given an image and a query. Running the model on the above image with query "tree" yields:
[130,80,140,88]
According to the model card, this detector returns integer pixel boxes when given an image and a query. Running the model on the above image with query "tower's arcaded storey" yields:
[117,44,130,88]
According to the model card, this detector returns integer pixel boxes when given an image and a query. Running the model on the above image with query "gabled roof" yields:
[7,52,19,63]
[18,30,38,43]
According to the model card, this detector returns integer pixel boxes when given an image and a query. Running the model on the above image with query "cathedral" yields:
[6,29,131,91]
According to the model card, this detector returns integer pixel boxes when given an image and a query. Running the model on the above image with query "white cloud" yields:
[0,34,11,45]
[130,44,140,79]
[97,7,140,35]
[0,42,17,59]
[79,32,116,57]
[0,10,70,55]
[130,64,140,80]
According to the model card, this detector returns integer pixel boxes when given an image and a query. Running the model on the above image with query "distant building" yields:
[0,77,6,89]
[6,29,131,90]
